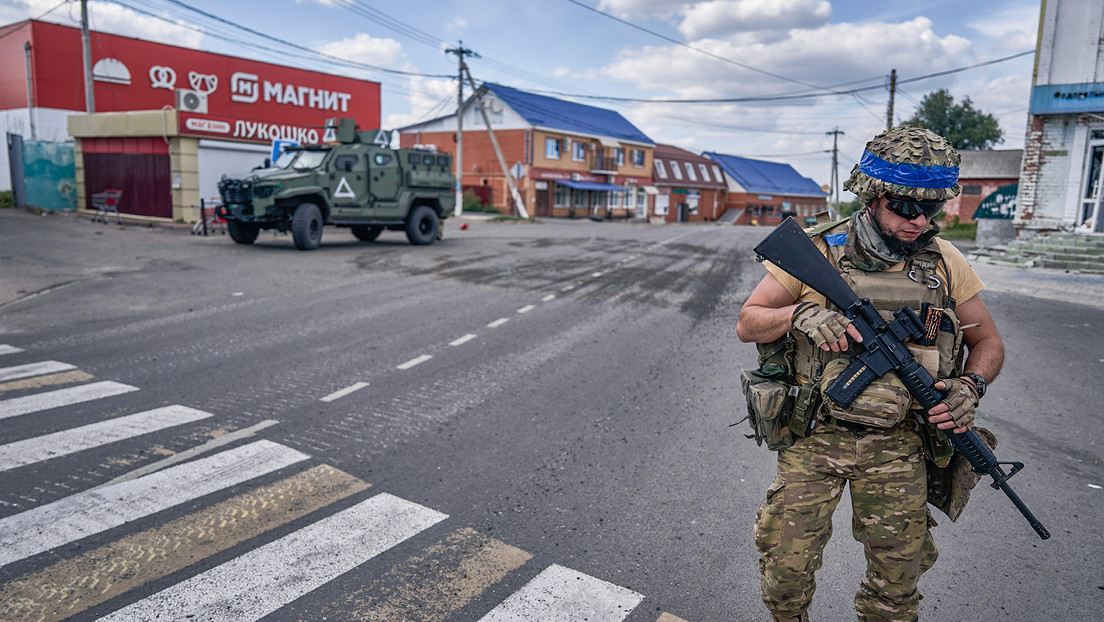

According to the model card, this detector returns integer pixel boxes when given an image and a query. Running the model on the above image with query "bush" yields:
[0,191,13,208]
[463,190,498,213]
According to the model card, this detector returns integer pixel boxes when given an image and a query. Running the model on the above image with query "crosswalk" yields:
[0,346,688,622]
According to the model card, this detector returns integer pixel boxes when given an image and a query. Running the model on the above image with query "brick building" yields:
[1018,0,1104,232]
[702,151,826,226]
[944,149,1022,223]
[398,83,654,218]
[649,145,727,222]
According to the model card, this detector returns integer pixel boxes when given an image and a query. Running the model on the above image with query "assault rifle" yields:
[754,217,1050,540]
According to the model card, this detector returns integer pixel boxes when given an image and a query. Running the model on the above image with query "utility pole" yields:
[23,43,36,139]
[886,68,897,130]
[826,127,844,212]
[461,66,528,219]
[80,0,95,113]
[445,41,478,217]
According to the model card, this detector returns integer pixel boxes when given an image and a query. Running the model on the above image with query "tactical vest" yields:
[791,220,967,422]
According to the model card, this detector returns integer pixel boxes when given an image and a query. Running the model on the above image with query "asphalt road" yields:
[0,207,1101,622]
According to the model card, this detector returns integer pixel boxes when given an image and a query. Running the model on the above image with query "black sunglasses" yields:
[883,196,945,220]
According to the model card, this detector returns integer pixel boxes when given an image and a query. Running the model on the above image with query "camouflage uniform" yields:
[754,126,963,622]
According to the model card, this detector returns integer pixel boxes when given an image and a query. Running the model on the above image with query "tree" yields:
[903,89,1004,150]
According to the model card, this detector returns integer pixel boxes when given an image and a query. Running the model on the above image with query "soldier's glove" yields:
[938,377,980,429]
[791,303,851,349]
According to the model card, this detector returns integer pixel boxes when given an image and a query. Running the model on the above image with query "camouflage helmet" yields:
[843,125,961,204]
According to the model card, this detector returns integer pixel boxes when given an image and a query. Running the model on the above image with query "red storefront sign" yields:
[9,21,380,144]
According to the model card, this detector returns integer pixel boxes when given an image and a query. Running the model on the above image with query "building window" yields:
[615,148,625,166]
[545,137,560,159]
[636,190,645,209]
[554,184,570,207]
[572,141,587,161]
[698,163,710,182]
[655,160,668,179]
[632,149,645,167]
[609,191,623,208]
[711,164,724,183]
[671,161,683,180]
[685,162,698,181]
[573,189,588,208]
[962,184,982,195]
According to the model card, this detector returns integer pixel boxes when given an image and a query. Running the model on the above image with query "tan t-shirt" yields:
[766,237,985,307]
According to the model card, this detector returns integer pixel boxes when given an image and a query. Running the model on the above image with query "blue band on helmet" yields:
[858,151,959,188]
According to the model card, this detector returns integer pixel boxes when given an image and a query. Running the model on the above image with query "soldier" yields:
[736,126,1005,622]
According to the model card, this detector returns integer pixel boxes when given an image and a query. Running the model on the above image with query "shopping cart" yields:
[91,189,123,224]
[192,197,226,235]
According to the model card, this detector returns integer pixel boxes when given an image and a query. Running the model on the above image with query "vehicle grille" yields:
[218,178,252,203]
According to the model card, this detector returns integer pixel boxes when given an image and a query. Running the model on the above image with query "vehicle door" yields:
[329,148,371,220]
[368,149,402,219]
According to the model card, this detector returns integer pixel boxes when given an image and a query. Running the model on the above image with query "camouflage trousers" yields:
[755,420,937,622]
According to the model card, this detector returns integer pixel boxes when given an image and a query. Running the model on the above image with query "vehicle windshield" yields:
[274,149,328,170]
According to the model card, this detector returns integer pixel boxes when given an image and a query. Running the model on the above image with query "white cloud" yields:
[967,3,1040,54]
[317,33,403,66]
[597,0,686,19]
[2,0,203,48]
[603,17,972,100]
[386,76,456,130]
[678,0,832,39]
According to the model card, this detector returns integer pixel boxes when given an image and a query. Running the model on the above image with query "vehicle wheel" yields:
[405,205,439,245]
[351,225,383,242]
[292,203,323,250]
[227,221,259,244]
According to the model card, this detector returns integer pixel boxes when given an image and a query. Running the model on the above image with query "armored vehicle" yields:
[216,118,455,250]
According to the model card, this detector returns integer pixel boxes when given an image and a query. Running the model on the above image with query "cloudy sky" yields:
[3,0,1041,190]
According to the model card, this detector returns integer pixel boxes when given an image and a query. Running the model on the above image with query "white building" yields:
[1018,0,1104,232]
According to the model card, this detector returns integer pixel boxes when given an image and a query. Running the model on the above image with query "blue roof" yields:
[704,152,826,196]
[484,83,653,145]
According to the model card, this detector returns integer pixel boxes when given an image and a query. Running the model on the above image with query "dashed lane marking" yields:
[321,381,370,402]
[541,294,556,302]
[487,318,510,328]
[397,354,433,370]
[98,493,447,622]
[450,333,478,346]
[476,563,644,622]
[0,345,24,356]
[0,439,308,567]
[0,381,139,421]
[0,361,77,383]
[517,305,536,314]
[0,404,213,472]
[0,465,368,622]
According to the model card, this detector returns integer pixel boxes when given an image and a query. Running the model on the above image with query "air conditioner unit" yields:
[175,88,208,114]
[562,138,571,151]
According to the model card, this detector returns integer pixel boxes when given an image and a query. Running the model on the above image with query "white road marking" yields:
[450,333,478,346]
[591,272,604,277]
[487,318,510,328]
[0,360,76,382]
[0,405,213,472]
[476,564,644,622]
[320,381,369,402]
[398,354,433,370]
[562,285,576,292]
[0,345,25,356]
[0,440,308,567]
[517,305,535,314]
[541,294,556,302]
[0,381,139,421]
[98,493,447,622]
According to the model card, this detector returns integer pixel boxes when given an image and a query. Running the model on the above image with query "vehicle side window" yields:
[374,154,392,165]
[334,155,358,172]
[436,155,449,167]
[422,154,435,165]
[408,154,420,164]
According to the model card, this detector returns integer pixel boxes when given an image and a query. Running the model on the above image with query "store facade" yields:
[1,19,380,222]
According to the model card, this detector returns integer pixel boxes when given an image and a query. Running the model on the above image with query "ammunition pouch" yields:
[819,358,912,428]
[738,335,821,451]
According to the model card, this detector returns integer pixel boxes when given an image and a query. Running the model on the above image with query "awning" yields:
[641,186,659,195]
[597,136,621,148]
[558,180,626,192]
